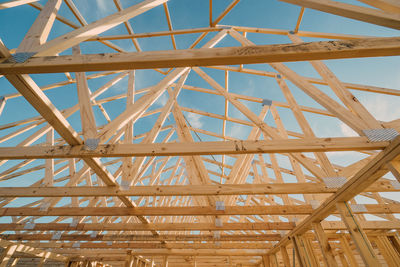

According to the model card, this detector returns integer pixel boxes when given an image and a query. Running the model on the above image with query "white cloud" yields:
[154,92,168,107]
[228,124,248,140]
[339,94,400,137]
[186,112,203,128]
[340,122,357,137]
[359,94,400,122]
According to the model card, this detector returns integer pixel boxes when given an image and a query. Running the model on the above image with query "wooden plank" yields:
[0,137,387,159]
[0,37,399,74]
[0,203,398,216]
[357,0,400,14]
[0,0,38,9]
[336,202,381,266]
[73,45,97,140]
[0,179,395,197]
[0,233,282,242]
[0,222,295,231]
[0,205,315,216]
[279,0,400,29]
[312,222,338,267]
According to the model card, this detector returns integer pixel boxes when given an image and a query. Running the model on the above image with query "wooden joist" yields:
[0,180,397,197]
[0,137,389,159]
[0,203,399,216]
[0,37,399,74]
[0,222,296,231]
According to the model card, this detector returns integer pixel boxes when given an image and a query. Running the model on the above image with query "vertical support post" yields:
[280,246,291,267]
[304,236,319,267]
[340,236,358,267]
[44,128,54,186]
[162,256,168,267]
[125,251,134,267]
[262,255,271,267]
[338,253,350,267]
[292,235,306,267]
[37,257,46,267]
[336,202,381,266]
[312,222,338,267]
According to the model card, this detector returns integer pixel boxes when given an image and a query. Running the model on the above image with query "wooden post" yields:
[338,253,350,267]
[304,236,319,267]
[37,257,46,267]
[339,236,358,267]
[262,255,271,267]
[292,236,306,267]
[162,256,168,267]
[336,202,381,266]
[312,222,338,267]
[280,246,291,267]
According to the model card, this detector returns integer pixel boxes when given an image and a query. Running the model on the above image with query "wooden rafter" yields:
[0,0,399,266]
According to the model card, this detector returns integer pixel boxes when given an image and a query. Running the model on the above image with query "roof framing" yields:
[0,0,399,266]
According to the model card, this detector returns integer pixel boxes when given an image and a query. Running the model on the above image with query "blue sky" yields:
[0,0,399,223]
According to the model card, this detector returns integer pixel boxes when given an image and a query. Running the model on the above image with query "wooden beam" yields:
[0,180,396,197]
[312,222,338,267]
[0,37,399,74]
[0,233,282,242]
[0,203,399,216]
[73,45,97,141]
[0,137,388,159]
[0,0,38,9]
[336,202,380,266]
[357,0,400,14]
[0,222,295,231]
[279,0,400,30]
[0,205,314,216]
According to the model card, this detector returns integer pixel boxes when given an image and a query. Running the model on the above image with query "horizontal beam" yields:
[0,233,282,242]
[35,242,272,249]
[0,137,388,159]
[0,37,399,74]
[0,222,296,231]
[0,221,396,234]
[62,249,269,257]
[0,180,396,197]
[0,204,398,216]
[0,205,314,216]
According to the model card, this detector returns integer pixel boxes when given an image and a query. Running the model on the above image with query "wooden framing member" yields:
[0,180,397,197]
[279,0,400,29]
[1,37,399,74]
[0,136,387,159]
[1,1,400,265]
[336,202,380,266]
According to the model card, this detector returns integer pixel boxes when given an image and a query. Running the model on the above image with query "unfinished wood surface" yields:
[0,0,399,266]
